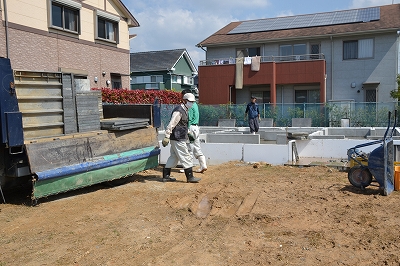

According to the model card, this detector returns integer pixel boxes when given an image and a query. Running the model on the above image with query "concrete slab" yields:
[159,142,244,166]
[218,119,236,127]
[292,118,312,127]
[260,130,285,141]
[309,135,345,139]
[206,133,260,144]
[244,144,289,165]
[276,134,287,144]
[259,118,273,127]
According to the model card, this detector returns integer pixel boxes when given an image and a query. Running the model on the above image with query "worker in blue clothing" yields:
[245,96,260,134]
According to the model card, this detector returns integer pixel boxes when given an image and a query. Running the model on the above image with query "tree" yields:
[389,74,400,100]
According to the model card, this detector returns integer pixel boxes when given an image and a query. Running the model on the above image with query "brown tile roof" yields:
[197,4,400,47]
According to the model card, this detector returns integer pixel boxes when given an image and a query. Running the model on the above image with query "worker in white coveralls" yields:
[161,93,201,183]
[181,89,207,173]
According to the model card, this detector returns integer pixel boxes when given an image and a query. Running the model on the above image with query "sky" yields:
[125,0,399,70]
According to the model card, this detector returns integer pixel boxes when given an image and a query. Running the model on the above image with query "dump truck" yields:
[0,58,160,203]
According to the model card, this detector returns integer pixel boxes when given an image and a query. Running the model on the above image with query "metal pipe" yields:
[3,0,9,58]
[36,147,160,181]
[330,35,334,100]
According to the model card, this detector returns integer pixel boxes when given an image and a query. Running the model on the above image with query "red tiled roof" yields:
[197,4,400,47]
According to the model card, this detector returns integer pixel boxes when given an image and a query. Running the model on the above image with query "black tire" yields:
[348,166,373,188]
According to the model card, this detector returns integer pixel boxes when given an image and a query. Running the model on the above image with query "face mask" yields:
[185,101,194,109]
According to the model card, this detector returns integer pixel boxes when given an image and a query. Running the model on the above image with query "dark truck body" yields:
[0,58,160,202]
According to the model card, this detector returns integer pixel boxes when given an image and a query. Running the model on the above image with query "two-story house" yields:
[196,4,400,105]
[130,49,198,94]
[0,0,138,89]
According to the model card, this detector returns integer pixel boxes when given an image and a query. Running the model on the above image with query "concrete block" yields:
[218,119,236,127]
[259,118,273,127]
[260,130,286,141]
[276,134,287,144]
[292,118,312,127]
[243,144,289,165]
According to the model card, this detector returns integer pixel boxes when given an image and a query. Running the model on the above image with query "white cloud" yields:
[129,4,237,67]
[350,0,396,8]
[126,0,274,67]
[276,10,295,17]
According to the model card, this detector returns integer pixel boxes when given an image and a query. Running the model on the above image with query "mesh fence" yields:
[160,102,399,128]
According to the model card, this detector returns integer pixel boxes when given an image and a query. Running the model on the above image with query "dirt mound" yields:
[1,161,400,265]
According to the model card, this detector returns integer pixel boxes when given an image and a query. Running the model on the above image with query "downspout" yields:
[3,0,9,58]
[330,35,334,100]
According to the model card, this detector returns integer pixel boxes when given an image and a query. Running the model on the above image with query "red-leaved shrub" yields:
[93,88,182,104]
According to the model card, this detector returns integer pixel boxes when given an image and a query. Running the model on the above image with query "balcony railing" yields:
[199,54,325,66]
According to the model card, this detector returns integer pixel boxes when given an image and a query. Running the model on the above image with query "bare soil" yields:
[1,161,400,266]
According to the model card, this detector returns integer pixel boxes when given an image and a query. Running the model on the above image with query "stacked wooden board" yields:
[100,117,149,131]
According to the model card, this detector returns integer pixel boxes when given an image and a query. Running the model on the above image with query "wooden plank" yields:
[25,127,158,173]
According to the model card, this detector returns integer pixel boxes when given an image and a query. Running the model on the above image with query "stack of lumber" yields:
[100,117,149,131]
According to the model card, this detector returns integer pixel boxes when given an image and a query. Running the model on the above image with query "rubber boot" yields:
[184,167,201,183]
[196,155,208,173]
[162,167,176,182]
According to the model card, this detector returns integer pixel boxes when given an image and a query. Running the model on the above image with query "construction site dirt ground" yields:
[1,161,400,266]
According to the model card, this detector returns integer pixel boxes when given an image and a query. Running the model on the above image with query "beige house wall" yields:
[2,0,130,50]
[3,0,47,31]
[0,0,134,88]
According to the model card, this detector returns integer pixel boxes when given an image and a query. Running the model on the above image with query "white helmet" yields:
[183,93,195,102]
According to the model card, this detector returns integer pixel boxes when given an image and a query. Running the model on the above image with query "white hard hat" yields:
[183,93,195,102]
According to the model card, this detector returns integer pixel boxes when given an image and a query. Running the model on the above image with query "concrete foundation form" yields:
[158,126,400,167]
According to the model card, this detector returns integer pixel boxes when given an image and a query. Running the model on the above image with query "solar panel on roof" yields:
[331,10,357,24]
[308,12,335,27]
[228,6,380,34]
[269,16,295,30]
[251,20,275,31]
[290,14,315,28]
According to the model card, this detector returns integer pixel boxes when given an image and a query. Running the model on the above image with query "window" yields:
[151,76,163,83]
[310,44,320,59]
[293,44,306,55]
[131,75,163,84]
[343,38,373,60]
[279,44,306,60]
[50,0,81,33]
[96,10,120,43]
[171,75,182,84]
[236,47,260,57]
[111,74,121,89]
[295,90,320,103]
[251,91,270,103]
[365,89,377,102]
[279,44,306,55]
[183,76,194,85]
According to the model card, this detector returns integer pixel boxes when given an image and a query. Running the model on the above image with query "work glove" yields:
[162,137,170,147]
[188,132,195,142]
